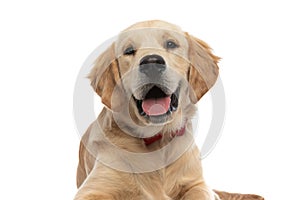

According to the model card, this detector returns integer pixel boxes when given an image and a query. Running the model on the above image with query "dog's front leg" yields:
[74,190,114,200]
[180,184,217,200]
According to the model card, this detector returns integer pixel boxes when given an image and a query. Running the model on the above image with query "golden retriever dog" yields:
[75,20,264,200]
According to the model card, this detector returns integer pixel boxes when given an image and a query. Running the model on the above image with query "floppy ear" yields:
[88,43,121,109]
[187,34,220,103]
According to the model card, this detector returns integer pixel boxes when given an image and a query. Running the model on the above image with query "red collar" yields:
[143,124,186,146]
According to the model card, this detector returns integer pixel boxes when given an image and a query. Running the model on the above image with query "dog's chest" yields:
[133,170,182,199]
[133,148,202,199]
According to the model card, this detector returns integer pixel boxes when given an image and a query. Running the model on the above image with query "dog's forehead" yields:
[115,28,188,53]
[124,20,183,32]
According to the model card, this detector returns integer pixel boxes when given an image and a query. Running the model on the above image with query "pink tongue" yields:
[142,97,171,116]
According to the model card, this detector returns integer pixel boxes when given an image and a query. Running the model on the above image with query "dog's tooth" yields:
[171,106,177,111]
[140,111,146,116]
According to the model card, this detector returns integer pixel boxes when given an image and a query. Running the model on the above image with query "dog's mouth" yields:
[133,85,179,118]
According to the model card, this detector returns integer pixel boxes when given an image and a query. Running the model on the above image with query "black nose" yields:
[139,55,166,75]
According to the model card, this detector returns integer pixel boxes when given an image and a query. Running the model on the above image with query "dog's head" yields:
[89,20,219,137]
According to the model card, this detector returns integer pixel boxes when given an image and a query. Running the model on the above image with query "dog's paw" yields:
[214,190,264,200]
[74,194,113,200]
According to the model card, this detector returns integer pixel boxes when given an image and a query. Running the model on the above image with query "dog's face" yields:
[116,23,190,125]
[90,20,219,137]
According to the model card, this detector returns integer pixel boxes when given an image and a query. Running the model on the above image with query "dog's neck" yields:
[143,123,186,145]
[99,107,188,148]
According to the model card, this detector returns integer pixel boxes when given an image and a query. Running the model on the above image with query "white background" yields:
[0,0,299,199]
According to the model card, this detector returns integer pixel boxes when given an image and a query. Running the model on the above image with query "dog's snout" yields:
[139,55,166,75]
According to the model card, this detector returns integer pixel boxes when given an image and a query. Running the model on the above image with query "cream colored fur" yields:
[75,20,221,200]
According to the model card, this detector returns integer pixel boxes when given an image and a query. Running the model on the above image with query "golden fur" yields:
[74,20,263,200]
[214,190,264,200]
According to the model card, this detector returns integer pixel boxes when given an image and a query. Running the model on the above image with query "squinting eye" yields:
[165,40,179,49]
[124,46,136,55]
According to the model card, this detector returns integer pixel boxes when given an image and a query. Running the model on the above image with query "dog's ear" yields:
[186,33,220,103]
[89,43,121,109]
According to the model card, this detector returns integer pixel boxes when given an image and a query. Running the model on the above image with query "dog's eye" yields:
[124,46,136,55]
[165,40,179,49]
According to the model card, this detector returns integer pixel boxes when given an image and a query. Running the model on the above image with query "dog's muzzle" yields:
[133,54,179,122]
